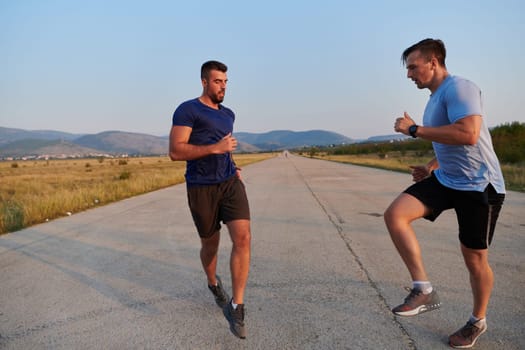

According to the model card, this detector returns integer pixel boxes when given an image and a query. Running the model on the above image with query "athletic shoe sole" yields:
[393,301,441,316]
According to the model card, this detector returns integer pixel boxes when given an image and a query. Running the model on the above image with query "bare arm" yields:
[169,125,237,161]
[410,158,439,182]
[395,112,481,145]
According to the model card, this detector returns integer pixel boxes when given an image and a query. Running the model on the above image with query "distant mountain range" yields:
[0,127,169,158]
[235,130,354,150]
[0,126,407,159]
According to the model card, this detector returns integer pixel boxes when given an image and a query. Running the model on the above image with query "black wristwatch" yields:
[408,124,419,138]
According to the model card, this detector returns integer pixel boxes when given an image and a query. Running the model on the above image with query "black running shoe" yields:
[208,275,229,308]
[223,301,246,339]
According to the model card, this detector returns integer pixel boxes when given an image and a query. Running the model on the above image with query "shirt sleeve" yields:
[172,101,195,127]
[446,79,483,123]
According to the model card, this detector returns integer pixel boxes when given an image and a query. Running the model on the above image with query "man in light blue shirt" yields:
[384,39,505,349]
[422,75,505,193]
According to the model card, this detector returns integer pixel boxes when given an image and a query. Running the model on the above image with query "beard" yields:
[210,90,225,104]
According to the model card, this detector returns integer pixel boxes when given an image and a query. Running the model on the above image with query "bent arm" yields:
[169,125,237,161]
[409,157,439,182]
[416,115,481,145]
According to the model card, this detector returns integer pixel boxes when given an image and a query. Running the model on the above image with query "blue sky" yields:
[1,0,523,139]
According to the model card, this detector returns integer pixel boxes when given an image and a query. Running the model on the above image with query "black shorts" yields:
[404,173,505,249]
[187,176,250,238]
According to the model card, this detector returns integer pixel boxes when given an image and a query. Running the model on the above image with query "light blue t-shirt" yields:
[422,76,505,193]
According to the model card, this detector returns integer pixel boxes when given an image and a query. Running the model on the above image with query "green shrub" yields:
[491,122,525,164]
[1,200,25,233]
[118,171,131,180]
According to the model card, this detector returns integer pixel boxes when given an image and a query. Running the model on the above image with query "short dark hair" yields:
[201,60,228,80]
[402,39,446,67]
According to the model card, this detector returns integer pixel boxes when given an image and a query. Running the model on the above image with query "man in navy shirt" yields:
[170,60,251,339]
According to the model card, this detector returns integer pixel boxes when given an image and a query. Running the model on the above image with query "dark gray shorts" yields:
[404,173,505,249]
[187,176,250,238]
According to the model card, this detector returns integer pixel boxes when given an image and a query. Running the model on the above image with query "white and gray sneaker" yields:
[392,287,441,316]
[449,319,487,348]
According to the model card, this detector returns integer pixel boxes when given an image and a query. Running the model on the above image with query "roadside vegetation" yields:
[0,153,276,234]
[299,122,525,193]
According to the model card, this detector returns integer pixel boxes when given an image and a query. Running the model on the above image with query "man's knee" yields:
[461,245,490,275]
[385,194,428,228]
[384,201,407,233]
[384,204,396,227]
[233,229,251,249]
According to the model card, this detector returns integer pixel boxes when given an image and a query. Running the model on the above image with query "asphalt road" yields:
[1,153,524,349]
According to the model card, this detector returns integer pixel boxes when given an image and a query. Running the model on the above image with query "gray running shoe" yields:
[392,287,441,316]
[223,301,246,339]
[208,275,229,308]
[448,319,487,349]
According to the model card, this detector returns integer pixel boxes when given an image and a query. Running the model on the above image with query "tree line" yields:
[321,121,524,164]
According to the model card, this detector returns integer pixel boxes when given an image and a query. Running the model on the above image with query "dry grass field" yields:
[313,153,525,193]
[0,153,276,234]
[3,152,521,234]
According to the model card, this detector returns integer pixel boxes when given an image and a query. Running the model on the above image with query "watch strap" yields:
[409,124,418,138]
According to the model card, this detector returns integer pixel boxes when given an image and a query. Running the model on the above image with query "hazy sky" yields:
[1,0,524,139]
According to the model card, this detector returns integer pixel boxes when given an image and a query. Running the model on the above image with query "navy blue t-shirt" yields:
[172,98,237,186]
